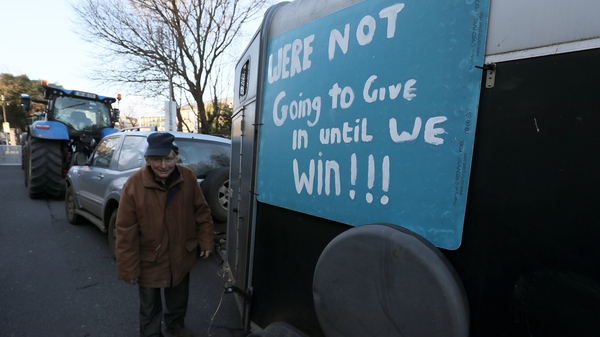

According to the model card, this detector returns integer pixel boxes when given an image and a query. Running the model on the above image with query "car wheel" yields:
[201,167,229,223]
[65,185,84,224]
[108,209,118,259]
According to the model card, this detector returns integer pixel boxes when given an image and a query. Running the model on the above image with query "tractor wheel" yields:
[27,137,63,199]
[21,144,26,170]
[23,144,28,187]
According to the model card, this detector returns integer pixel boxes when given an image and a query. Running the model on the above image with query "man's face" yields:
[145,150,177,181]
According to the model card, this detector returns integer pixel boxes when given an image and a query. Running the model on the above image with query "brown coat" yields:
[116,165,214,288]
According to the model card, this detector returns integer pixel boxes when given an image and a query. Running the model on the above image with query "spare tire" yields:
[247,321,310,337]
[201,167,229,222]
[313,223,469,337]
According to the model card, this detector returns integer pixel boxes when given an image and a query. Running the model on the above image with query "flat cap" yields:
[145,132,178,157]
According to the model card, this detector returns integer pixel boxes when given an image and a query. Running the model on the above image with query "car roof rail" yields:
[118,126,158,132]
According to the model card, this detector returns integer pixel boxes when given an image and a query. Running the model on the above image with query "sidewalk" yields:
[0,145,21,165]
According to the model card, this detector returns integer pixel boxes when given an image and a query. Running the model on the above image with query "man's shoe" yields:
[164,326,193,337]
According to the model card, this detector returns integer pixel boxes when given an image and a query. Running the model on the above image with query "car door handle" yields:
[97,173,104,179]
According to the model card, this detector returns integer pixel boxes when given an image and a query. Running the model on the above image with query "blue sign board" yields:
[256,0,490,249]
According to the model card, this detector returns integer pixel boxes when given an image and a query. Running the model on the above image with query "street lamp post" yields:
[1,95,10,145]
[1,95,6,123]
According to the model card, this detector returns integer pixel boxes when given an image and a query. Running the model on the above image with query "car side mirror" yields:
[20,94,31,112]
[112,108,120,123]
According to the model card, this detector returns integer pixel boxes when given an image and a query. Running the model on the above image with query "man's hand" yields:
[200,250,212,259]
[124,278,138,285]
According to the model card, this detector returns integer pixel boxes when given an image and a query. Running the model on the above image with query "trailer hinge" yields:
[476,63,497,89]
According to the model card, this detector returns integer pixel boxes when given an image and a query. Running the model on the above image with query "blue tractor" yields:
[21,81,120,198]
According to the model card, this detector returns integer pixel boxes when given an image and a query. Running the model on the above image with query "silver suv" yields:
[65,129,230,257]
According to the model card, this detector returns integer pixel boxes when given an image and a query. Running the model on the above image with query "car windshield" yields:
[53,96,112,131]
[174,138,230,179]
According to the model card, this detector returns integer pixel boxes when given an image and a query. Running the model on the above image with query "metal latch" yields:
[224,285,252,302]
[476,63,497,89]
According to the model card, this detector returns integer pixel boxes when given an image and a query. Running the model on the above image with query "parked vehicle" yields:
[65,128,231,257]
[225,0,600,336]
[21,81,120,198]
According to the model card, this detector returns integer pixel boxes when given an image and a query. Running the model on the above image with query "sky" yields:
[0,0,116,95]
[0,0,263,117]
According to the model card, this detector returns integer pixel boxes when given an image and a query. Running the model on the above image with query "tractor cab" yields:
[50,96,113,132]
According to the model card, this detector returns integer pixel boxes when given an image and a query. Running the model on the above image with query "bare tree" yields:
[71,0,269,134]
[117,98,141,128]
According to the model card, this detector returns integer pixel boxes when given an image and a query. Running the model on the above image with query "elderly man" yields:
[116,132,214,337]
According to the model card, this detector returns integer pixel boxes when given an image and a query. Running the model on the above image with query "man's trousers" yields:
[138,273,190,337]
